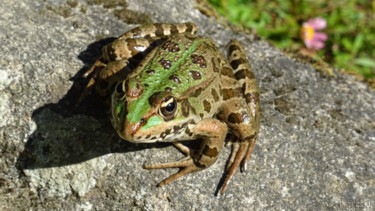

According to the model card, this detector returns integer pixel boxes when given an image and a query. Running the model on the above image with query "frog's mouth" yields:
[120,114,190,143]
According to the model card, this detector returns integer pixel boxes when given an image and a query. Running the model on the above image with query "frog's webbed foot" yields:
[143,142,203,186]
[143,155,202,187]
[221,137,256,194]
[144,119,228,189]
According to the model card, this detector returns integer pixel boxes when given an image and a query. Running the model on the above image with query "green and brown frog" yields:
[81,23,260,194]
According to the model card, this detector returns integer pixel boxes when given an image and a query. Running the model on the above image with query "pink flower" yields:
[301,17,328,50]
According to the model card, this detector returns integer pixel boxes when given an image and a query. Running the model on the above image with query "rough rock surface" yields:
[1,0,374,210]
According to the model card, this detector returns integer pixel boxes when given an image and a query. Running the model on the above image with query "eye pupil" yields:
[166,102,175,112]
[159,96,177,121]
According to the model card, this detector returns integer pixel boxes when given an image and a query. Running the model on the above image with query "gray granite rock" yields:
[0,0,374,210]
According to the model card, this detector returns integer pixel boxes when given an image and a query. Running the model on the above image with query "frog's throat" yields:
[126,39,200,124]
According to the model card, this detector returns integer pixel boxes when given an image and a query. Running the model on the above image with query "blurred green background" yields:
[208,0,375,79]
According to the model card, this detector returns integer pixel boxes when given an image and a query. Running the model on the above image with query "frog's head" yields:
[111,77,191,143]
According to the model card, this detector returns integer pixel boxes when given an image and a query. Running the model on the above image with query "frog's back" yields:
[134,33,223,100]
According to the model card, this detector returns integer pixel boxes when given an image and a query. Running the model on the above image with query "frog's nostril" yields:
[140,118,147,126]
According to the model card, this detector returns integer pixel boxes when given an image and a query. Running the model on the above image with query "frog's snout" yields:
[120,116,149,141]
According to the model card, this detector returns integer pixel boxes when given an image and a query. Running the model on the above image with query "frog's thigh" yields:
[225,40,260,130]
[219,40,260,140]
[219,67,256,139]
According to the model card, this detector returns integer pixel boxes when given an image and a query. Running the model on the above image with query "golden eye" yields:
[159,96,177,120]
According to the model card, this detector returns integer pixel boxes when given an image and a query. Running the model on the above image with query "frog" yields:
[81,23,260,194]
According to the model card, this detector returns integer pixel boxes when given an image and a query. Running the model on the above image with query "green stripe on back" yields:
[127,39,200,123]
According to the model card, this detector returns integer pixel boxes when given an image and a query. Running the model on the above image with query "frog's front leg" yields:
[144,118,227,187]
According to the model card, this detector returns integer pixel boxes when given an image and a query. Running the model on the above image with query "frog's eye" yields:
[159,96,177,121]
[115,82,125,96]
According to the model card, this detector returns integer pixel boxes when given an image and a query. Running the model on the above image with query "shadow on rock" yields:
[17,38,169,170]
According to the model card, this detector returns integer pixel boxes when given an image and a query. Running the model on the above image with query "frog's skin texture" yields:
[82,23,260,194]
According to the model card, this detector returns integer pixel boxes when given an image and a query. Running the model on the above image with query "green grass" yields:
[208,0,375,78]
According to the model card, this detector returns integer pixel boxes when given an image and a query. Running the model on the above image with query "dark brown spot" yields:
[154,23,164,36]
[169,74,181,84]
[222,88,242,100]
[191,54,207,68]
[160,129,171,139]
[165,87,172,92]
[199,113,204,119]
[202,145,219,158]
[181,121,189,128]
[186,23,194,33]
[211,89,219,102]
[131,28,142,38]
[191,87,204,97]
[181,100,190,117]
[159,58,172,69]
[103,44,116,61]
[151,136,157,140]
[173,125,181,134]
[146,69,155,74]
[146,134,151,139]
[211,58,219,72]
[228,44,241,55]
[162,40,180,52]
[245,92,260,104]
[228,113,243,124]
[185,127,193,137]
[170,24,178,34]
[148,91,162,106]
[230,58,247,70]
[203,100,211,113]
[126,39,139,56]
[189,71,201,80]
[235,69,254,80]
[221,66,235,78]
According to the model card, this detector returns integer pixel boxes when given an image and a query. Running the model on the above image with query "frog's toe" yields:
[221,141,248,194]
[143,156,192,169]
[241,138,256,171]
[144,158,201,187]
[221,138,256,194]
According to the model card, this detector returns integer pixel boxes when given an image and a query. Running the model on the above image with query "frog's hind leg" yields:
[144,118,228,188]
[78,37,156,103]
[144,158,199,187]
[225,40,260,168]
[117,22,197,40]
[218,40,260,194]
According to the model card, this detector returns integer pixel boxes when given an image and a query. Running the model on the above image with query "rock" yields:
[0,0,374,210]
